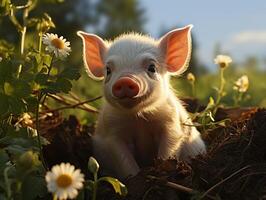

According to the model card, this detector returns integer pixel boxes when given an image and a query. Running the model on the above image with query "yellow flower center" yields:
[56,174,73,188]
[51,38,65,49]
[219,62,227,68]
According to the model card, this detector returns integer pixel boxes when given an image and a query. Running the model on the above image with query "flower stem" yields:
[4,166,12,199]
[16,26,27,78]
[234,92,243,107]
[17,2,30,78]
[47,55,55,76]
[92,173,98,200]
[213,68,225,114]
[20,27,26,55]
[190,82,196,97]
[40,55,55,105]
[38,32,43,53]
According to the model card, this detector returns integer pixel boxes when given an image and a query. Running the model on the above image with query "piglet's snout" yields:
[112,77,139,98]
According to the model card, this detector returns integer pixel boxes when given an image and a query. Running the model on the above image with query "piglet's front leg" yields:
[179,127,206,161]
[157,128,188,160]
[93,135,140,179]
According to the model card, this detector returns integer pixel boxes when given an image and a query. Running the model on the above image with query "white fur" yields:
[80,30,206,179]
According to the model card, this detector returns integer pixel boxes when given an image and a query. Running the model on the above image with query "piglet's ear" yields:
[77,31,107,80]
[159,25,193,75]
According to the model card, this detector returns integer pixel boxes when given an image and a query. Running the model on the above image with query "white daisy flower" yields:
[233,75,249,93]
[43,33,71,59]
[45,163,84,200]
[214,55,232,68]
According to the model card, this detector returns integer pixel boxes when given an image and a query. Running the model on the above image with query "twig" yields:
[45,94,102,113]
[199,165,251,199]
[69,92,81,101]
[67,92,100,112]
[146,175,195,194]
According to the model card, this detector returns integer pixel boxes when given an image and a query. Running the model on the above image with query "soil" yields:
[41,99,266,200]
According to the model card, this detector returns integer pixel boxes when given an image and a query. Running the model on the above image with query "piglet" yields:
[77,25,206,179]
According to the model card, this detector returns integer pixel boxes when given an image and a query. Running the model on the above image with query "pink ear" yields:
[77,31,107,80]
[159,25,193,74]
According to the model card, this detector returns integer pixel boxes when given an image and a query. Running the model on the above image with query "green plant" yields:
[186,55,233,132]
[0,0,83,198]
[86,157,127,200]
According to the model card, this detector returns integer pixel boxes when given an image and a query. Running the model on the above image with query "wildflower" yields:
[45,163,84,199]
[214,55,232,68]
[187,72,195,82]
[43,33,71,59]
[233,75,249,93]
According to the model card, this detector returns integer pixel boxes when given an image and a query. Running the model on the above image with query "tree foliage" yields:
[95,0,145,39]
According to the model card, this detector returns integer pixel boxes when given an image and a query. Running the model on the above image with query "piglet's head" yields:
[77,25,192,111]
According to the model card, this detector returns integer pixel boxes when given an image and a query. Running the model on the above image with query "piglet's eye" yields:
[147,64,156,73]
[106,67,112,75]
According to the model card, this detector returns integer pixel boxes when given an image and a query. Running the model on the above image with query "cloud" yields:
[231,30,266,44]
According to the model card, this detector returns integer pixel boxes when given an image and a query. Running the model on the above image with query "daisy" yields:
[233,75,249,93]
[45,163,84,200]
[214,55,232,68]
[43,33,71,59]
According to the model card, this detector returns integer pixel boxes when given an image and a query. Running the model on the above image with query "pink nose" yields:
[112,77,139,98]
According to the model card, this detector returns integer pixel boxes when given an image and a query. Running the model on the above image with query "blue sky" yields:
[140,0,266,69]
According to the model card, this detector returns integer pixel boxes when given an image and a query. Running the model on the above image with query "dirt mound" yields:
[42,107,266,200]
[192,108,266,199]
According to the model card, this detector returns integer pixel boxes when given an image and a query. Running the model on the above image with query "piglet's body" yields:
[78,25,206,178]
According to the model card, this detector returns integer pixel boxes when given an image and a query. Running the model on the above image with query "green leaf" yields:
[4,82,14,95]
[0,150,9,172]
[35,73,49,85]
[6,145,28,156]
[0,60,13,84]
[59,67,81,80]
[0,128,40,151]
[205,96,215,110]
[98,177,128,196]
[60,79,72,93]
[42,54,52,66]
[0,93,9,115]
[43,77,72,94]
[0,39,14,57]
[34,54,42,66]
[4,80,31,98]
[13,80,32,98]
[24,96,38,112]
[21,176,47,200]
[8,96,26,114]
[55,78,72,93]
